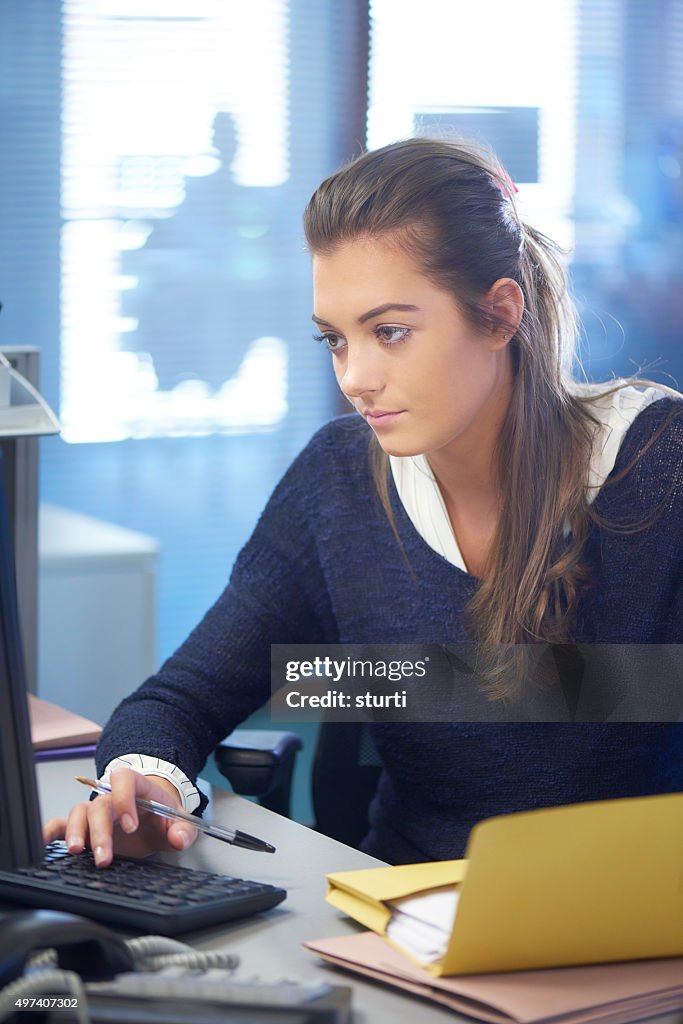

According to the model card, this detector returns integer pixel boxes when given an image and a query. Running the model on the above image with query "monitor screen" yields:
[0,448,43,869]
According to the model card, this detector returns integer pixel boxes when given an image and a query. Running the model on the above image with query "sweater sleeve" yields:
[95,432,339,801]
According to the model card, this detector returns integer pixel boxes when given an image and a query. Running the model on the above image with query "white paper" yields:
[386,885,460,964]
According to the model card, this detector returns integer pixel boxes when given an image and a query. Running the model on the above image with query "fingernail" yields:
[120,813,136,833]
[67,835,83,852]
[94,846,106,866]
[179,831,191,849]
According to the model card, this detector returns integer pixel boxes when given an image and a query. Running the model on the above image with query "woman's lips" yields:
[364,409,405,427]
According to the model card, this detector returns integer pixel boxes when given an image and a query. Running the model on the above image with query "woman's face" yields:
[312,235,514,462]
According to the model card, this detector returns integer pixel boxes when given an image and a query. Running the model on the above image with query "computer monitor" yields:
[0,448,44,869]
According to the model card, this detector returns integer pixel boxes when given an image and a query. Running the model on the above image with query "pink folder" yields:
[305,932,683,1024]
[28,694,102,751]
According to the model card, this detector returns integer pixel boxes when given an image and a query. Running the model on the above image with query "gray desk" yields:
[36,759,683,1024]
[37,757,457,1023]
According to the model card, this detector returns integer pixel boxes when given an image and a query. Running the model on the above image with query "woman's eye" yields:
[313,332,347,353]
[375,325,411,345]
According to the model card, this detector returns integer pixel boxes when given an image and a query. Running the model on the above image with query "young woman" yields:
[45,137,683,868]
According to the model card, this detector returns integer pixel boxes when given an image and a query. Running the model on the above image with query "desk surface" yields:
[36,758,683,1024]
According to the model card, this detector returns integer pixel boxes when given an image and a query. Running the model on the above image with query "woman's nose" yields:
[337,344,384,399]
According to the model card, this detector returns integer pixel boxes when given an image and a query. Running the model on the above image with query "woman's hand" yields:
[42,766,198,868]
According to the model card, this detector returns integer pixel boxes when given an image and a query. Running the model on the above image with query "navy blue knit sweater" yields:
[97,398,683,863]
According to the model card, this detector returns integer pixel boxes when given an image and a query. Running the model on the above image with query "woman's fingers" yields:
[41,766,199,867]
[108,768,198,850]
[44,797,115,864]
[42,816,67,844]
[165,821,198,851]
[108,766,143,834]
[87,792,116,866]
[42,802,92,855]
[64,802,89,854]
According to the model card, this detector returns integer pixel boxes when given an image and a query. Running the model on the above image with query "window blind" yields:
[368,0,683,388]
[1,0,369,661]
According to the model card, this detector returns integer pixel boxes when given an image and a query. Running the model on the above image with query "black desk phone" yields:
[0,909,352,1023]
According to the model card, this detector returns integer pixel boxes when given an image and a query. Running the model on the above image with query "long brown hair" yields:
[303,137,677,696]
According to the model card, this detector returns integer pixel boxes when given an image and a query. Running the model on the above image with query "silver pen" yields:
[75,776,276,853]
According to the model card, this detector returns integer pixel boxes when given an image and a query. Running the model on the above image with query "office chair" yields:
[214,722,382,849]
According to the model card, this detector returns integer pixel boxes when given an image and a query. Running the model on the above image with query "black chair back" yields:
[311,722,382,848]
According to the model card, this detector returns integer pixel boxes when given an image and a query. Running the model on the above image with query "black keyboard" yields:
[0,841,286,935]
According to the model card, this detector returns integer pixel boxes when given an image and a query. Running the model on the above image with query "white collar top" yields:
[389,383,670,574]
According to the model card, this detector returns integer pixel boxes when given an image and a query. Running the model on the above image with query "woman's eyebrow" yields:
[312,302,420,328]
[358,302,420,323]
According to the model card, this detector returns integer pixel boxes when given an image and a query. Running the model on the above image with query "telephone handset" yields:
[0,909,134,986]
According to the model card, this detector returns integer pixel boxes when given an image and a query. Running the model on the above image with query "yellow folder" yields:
[326,792,683,975]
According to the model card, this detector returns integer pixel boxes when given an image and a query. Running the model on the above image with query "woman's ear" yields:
[486,278,524,349]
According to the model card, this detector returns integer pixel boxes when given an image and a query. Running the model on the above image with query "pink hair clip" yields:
[495,167,519,197]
